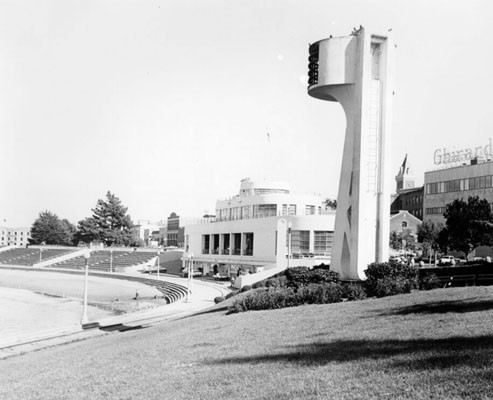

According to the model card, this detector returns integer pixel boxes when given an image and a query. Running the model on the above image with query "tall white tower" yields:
[307,27,395,280]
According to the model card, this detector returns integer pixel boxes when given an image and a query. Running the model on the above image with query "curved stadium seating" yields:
[49,250,157,272]
[0,248,73,266]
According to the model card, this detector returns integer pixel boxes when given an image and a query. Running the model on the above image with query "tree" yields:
[324,198,337,210]
[76,191,134,246]
[30,211,76,245]
[390,229,417,252]
[74,217,101,244]
[441,196,493,256]
[417,220,443,264]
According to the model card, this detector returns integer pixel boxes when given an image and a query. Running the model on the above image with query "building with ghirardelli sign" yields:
[424,157,493,225]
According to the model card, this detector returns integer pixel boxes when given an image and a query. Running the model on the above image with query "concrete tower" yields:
[307,27,395,280]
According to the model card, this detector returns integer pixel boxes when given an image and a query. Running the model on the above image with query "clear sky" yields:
[1,0,492,227]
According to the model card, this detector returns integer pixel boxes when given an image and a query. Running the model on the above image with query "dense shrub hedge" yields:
[228,283,344,313]
[296,283,343,304]
[341,283,367,300]
[419,273,442,290]
[285,267,340,289]
[266,276,288,288]
[365,261,418,298]
[214,296,225,304]
[240,285,252,293]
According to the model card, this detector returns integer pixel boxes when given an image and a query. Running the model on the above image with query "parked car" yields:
[439,255,455,265]
[181,269,203,278]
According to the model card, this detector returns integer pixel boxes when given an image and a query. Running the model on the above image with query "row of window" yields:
[216,204,321,222]
[288,230,334,254]
[405,195,423,205]
[425,207,447,215]
[202,232,254,256]
[198,230,334,257]
[0,231,28,235]
[426,175,493,195]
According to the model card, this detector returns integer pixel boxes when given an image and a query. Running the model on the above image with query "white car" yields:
[439,255,455,265]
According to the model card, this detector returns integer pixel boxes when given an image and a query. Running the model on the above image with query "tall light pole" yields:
[81,250,91,325]
[109,249,113,273]
[287,221,292,269]
[186,253,193,302]
[156,249,161,279]
[39,242,45,263]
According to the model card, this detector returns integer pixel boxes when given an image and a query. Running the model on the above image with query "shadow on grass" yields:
[383,298,493,315]
[177,305,230,321]
[205,335,493,370]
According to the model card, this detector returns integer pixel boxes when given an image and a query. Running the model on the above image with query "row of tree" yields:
[390,196,493,260]
[30,192,142,247]
[418,196,493,258]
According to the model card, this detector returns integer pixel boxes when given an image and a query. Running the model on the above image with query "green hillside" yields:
[1,287,493,399]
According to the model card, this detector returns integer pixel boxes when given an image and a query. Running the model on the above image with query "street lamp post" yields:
[287,222,293,269]
[39,242,46,263]
[157,249,161,279]
[186,253,193,302]
[109,249,113,273]
[81,250,91,325]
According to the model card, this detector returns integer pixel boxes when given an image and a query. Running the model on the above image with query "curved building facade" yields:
[184,178,335,278]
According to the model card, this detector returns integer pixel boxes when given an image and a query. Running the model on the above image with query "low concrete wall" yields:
[233,263,281,289]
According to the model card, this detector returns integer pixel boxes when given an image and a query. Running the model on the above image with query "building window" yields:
[305,205,315,215]
[231,207,240,220]
[253,204,277,218]
[402,221,408,228]
[290,230,310,255]
[282,204,288,216]
[425,207,447,215]
[243,233,254,256]
[314,231,333,255]
[202,235,210,254]
[241,206,250,219]
[288,204,296,215]
[233,233,241,255]
[212,234,219,254]
[221,234,230,255]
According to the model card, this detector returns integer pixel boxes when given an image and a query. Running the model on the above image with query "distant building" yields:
[389,211,422,239]
[185,178,335,278]
[391,155,424,220]
[0,226,31,247]
[391,187,424,220]
[167,212,215,248]
[395,154,416,192]
[132,220,162,247]
[424,158,493,224]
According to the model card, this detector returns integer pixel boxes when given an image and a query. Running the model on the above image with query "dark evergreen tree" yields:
[30,211,76,245]
[74,217,101,244]
[76,191,134,246]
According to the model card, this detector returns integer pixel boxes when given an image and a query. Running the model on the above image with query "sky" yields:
[1,0,492,227]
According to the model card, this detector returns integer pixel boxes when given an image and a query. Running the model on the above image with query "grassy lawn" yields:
[1,286,493,399]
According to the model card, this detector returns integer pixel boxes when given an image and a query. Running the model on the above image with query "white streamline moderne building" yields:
[184,178,335,280]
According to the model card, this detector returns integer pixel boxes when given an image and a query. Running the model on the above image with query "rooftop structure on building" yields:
[391,155,423,221]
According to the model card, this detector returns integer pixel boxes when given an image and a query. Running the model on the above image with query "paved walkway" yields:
[0,269,231,359]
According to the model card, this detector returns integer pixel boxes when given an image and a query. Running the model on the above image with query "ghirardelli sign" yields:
[434,138,493,165]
